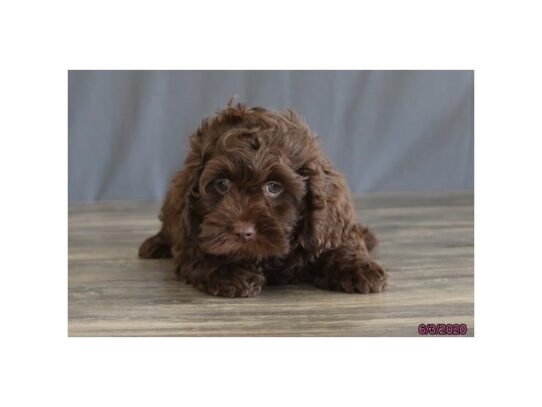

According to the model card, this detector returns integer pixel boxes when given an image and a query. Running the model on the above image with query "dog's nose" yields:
[234,223,256,241]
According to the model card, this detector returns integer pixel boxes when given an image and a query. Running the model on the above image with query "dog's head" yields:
[173,101,352,262]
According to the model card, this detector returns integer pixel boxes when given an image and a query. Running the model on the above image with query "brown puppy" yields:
[139,101,387,297]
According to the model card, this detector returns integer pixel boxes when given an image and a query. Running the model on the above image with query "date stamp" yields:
[418,323,468,336]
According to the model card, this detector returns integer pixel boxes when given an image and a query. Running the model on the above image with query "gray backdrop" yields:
[68,71,473,202]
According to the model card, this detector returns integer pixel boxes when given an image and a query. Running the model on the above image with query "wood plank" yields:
[68,191,474,336]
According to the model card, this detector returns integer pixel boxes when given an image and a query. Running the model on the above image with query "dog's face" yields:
[195,129,307,262]
[175,103,340,261]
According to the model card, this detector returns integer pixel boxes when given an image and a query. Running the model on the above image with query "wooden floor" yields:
[68,191,474,336]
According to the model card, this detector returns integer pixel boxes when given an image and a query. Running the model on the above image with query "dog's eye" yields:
[214,179,230,194]
[264,181,283,197]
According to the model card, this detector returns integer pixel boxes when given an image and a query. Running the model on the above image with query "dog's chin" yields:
[199,234,290,262]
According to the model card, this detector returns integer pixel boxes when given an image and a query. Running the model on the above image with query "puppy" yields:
[139,101,387,297]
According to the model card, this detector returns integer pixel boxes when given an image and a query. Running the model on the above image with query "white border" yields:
[2,1,542,406]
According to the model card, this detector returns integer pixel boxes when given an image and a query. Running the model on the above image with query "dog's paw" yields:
[138,233,172,259]
[205,267,264,298]
[316,258,387,294]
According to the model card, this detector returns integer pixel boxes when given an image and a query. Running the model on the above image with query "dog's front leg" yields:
[205,264,265,298]
[179,257,265,298]
[313,243,387,294]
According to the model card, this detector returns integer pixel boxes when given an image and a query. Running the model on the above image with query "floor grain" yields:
[68,191,474,336]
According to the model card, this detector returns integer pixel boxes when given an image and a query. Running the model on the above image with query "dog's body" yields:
[139,102,387,297]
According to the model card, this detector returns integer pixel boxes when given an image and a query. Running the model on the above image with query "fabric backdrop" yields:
[68,70,474,202]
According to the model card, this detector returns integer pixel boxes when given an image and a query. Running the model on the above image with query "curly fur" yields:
[139,100,387,297]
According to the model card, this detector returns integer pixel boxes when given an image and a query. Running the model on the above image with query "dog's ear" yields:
[298,156,355,254]
[160,130,209,243]
[168,163,202,240]
[140,147,203,259]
